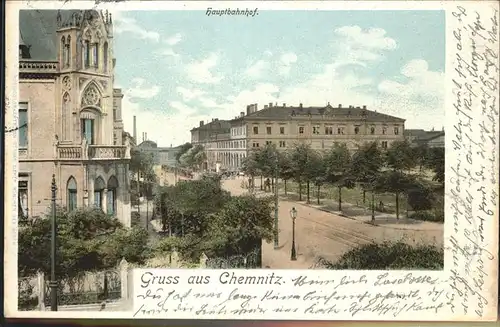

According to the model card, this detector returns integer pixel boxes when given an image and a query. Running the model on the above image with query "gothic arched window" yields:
[103,42,108,71]
[65,36,71,67]
[84,40,90,68]
[62,93,71,140]
[92,43,99,68]
[61,36,66,65]
[67,176,77,211]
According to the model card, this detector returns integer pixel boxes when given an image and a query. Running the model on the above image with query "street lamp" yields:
[273,154,279,249]
[290,207,297,261]
[50,174,58,311]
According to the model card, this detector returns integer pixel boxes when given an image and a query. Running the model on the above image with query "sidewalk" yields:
[276,190,443,232]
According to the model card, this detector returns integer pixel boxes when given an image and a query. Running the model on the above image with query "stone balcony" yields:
[57,144,130,160]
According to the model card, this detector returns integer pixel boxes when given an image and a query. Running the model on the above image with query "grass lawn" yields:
[279,181,408,214]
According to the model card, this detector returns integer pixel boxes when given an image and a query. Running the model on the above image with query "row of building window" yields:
[231,127,246,136]
[252,125,400,136]
[59,36,109,70]
[18,176,118,220]
[19,102,97,148]
[251,140,390,149]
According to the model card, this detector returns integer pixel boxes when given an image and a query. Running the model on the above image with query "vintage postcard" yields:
[3,0,499,321]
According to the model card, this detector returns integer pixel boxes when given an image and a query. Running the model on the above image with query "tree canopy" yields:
[19,207,150,278]
[154,177,274,261]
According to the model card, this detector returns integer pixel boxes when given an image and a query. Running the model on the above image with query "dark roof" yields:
[19,10,77,60]
[423,132,445,142]
[405,129,443,140]
[19,10,106,61]
[190,119,231,132]
[232,104,405,123]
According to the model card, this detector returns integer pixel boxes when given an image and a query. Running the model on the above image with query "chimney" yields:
[338,104,342,108]
[254,103,258,112]
[215,118,218,121]
[269,102,273,108]
[142,132,145,141]
[264,105,268,109]
[363,105,366,109]
[145,133,148,140]
[199,120,204,127]
[240,111,245,117]
[299,103,303,108]
[212,118,215,122]
[246,105,251,115]
[283,103,286,107]
[133,115,137,142]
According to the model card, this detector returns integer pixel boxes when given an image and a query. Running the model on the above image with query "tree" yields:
[308,150,326,205]
[179,145,206,171]
[206,195,275,258]
[374,170,415,219]
[175,142,193,163]
[324,143,354,211]
[426,147,445,185]
[289,143,315,201]
[349,142,384,204]
[278,151,294,195]
[255,143,278,191]
[18,207,150,279]
[385,140,416,172]
[129,148,156,202]
[242,150,260,191]
[413,143,430,172]
[154,177,274,264]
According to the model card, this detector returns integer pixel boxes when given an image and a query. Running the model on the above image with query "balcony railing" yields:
[19,60,58,73]
[57,144,130,160]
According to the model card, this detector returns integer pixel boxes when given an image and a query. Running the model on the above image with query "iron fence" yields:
[44,269,121,307]
[206,249,261,269]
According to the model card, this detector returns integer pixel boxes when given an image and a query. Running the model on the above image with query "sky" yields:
[111,10,445,147]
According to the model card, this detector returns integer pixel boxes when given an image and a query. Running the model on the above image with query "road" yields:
[221,177,443,269]
[133,201,160,241]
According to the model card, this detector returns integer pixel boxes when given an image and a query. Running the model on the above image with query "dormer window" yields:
[370,126,375,135]
[291,110,296,116]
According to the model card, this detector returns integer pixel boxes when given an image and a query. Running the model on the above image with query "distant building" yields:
[136,140,182,185]
[190,119,231,171]
[404,129,444,148]
[191,102,406,171]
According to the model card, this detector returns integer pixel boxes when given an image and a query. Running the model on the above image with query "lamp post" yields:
[290,207,297,261]
[50,174,58,311]
[371,191,375,221]
[273,154,279,249]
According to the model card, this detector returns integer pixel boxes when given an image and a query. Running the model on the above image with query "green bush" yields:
[409,210,444,222]
[323,241,443,270]
[131,212,141,227]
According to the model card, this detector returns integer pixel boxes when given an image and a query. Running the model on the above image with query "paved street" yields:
[133,202,159,241]
[220,176,443,269]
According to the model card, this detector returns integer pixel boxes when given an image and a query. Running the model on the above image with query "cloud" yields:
[158,48,180,58]
[165,33,182,46]
[126,78,161,99]
[278,52,298,75]
[176,86,206,102]
[333,26,398,64]
[376,59,444,128]
[185,53,223,84]
[112,12,160,42]
[245,60,270,78]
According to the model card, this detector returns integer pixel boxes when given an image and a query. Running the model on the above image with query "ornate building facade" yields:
[18,10,131,226]
[190,102,406,172]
